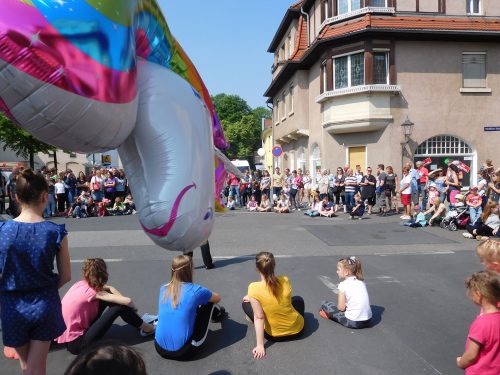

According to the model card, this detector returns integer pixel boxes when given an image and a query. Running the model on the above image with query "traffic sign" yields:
[272,146,283,157]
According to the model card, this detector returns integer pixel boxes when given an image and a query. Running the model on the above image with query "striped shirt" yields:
[344,176,358,193]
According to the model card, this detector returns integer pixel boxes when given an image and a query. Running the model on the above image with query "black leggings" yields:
[56,193,66,213]
[155,303,215,360]
[467,224,494,237]
[241,296,305,341]
[66,301,143,355]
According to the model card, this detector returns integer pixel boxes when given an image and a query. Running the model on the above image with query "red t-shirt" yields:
[418,167,428,184]
[464,311,500,375]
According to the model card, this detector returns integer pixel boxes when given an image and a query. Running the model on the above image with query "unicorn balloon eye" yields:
[0,0,229,253]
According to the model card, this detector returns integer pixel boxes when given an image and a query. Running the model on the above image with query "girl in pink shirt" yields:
[57,258,156,354]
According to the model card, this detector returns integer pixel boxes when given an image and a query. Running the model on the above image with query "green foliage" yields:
[212,94,271,159]
[0,112,56,168]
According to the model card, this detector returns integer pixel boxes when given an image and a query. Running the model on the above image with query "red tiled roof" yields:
[290,14,309,60]
[263,118,273,129]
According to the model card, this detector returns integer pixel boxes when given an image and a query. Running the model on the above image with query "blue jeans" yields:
[418,184,427,209]
[469,206,482,225]
[44,194,56,217]
[72,206,87,218]
[92,190,103,202]
[344,192,355,210]
[67,188,76,206]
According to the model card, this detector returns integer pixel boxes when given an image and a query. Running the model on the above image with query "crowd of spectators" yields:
[0,166,136,219]
[224,159,500,238]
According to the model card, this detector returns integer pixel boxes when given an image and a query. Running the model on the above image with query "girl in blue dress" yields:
[0,169,71,375]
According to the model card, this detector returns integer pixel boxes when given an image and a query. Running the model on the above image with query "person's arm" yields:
[398,183,409,194]
[96,290,135,308]
[103,284,123,296]
[249,297,266,359]
[457,340,481,369]
[488,182,500,194]
[56,237,71,289]
[209,292,221,304]
[337,290,346,311]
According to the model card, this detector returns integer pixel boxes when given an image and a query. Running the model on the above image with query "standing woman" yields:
[260,170,271,201]
[75,171,88,197]
[55,177,67,214]
[360,167,377,215]
[445,164,461,208]
[242,252,305,359]
[155,255,224,360]
[0,169,71,374]
[103,171,117,203]
[398,167,412,220]
[115,170,127,201]
[302,170,312,207]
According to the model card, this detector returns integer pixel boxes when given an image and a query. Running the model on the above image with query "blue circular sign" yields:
[272,146,283,157]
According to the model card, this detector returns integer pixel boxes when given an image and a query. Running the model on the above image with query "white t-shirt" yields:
[90,176,103,191]
[338,276,372,322]
[400,174,412,195]
[54,182,66,194]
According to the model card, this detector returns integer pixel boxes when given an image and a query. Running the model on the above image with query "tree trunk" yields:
[53,151,58,174]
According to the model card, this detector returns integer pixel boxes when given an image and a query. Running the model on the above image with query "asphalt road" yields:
[0,210,483,375]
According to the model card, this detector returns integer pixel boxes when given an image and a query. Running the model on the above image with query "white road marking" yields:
[70,258,123,263]
[375,275,400,283]
[318,275,339,294]
[375,250,455,257]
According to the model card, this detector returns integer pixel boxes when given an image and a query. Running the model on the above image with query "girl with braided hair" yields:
[242,251,305,359]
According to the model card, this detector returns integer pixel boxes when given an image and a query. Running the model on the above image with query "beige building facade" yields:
[265,0,500,187]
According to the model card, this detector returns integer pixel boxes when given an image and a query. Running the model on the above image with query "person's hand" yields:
[252,345,266,359]
[428,219,433,226]
[493,227,498,235]
[128,300,137,311]
[456,357,461,367]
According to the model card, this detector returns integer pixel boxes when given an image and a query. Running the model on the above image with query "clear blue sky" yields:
[159,0,294,109]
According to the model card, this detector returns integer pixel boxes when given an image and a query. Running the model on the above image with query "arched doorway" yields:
[297,147,306,173]
[310,144,321,180]
[414,135,476,187]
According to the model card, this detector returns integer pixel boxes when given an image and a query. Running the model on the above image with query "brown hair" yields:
[338,256,364,281]
[164,255,193,308]
[386,166,394,174]
[402,167,409,174]
[83,258,109,291]
[476,240,500,264]
[256,252,281,299]
[480,201,498,223]
[15,169,48,204]
[465,270,500,305]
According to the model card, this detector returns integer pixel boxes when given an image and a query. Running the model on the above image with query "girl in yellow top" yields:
[242,252,305,359]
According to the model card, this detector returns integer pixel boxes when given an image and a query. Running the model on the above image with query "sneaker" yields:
[462,232,474,239]
[141,313,158,324]
[358,217,362,220]
[211,305,226,323]
[140,321,157,337]
[297,208,301,211]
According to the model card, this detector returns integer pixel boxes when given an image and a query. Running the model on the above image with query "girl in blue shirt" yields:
[0,169,71,374]
[155,255,224,360]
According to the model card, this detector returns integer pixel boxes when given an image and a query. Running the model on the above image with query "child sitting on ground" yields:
[404,205,427,227]
[257,194,272,212]
[226,195,235,210]
[304,194,322,217]
[319,196,335,217]
[274,192,290,213]
[97,202,108,217]
[350,193,365,220]
[123,194,136,215]
[247,195,258,212]
[456,270,500,374]
[110,197,126,216]
[319,256,372,329]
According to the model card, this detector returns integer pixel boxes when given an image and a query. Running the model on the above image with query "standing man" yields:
[376,164,387,215]
[272,167,283,202]
[416,161,429,210]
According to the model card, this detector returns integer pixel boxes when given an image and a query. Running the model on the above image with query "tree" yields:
[212,94,271,160]
[0,113,56,169]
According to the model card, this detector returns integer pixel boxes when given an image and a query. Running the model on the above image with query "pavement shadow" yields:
[208,371,232,375]
[299,312,320,340]
[195,255,255,270]
[188,317,248,360]
[370,305,385,327]
[101,324,156,346]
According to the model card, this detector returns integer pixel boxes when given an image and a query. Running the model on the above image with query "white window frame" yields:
[323,0,329,20]
[321,60,327,93]
[281,92,287,121]
[462,52,487,89]
[289,85,295,115]
[275,100,280,124]
[332,49,364,90]
[466,0,481,15]
[337,0,362,16]
[290,31,295,54]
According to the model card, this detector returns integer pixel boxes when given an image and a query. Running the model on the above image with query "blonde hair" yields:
[255,252,281,299]
[354,192,362,201]
[432,197,441,207]
[465,270,500,305]
[338,256,364,281]
[83,258,108,291]
[163,255,193,308]
[476,240,500,264]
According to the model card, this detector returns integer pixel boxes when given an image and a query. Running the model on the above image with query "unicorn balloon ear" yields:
[0,0,228,253]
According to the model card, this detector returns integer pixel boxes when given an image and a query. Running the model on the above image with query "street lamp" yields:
[401,116,414,142]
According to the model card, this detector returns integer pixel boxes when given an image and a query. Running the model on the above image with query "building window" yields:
[333,52,364,89]
[462,53,486,88]
[373,52,389,84]
[276,100,280,123]
[416,135,472,155]
[466,0,480,15]
[372,0,387,6]
[289,85,294,114]
[282,92,287,119]
[322,0,329,22]
[337,0,361,16]
[321,60,327,93]
[280,45,285,61]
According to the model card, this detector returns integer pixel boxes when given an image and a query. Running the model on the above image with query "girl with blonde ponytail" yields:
[155,255,224,360]
[242,251,305,359]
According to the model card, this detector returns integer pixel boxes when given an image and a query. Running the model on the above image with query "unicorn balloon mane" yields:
[0,0,230,253]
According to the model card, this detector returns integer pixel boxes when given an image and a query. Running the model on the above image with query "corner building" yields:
[265,0,500,187]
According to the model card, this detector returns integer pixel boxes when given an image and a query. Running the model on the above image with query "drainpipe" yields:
[266,103,274,170]
[300,6,310,47]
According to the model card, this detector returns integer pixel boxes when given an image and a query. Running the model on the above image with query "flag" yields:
[457,161,470,173]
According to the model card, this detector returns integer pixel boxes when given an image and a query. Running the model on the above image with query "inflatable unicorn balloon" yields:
[0,0,230,253]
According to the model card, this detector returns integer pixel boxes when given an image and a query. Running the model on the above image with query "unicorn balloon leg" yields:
[0,0,228,253]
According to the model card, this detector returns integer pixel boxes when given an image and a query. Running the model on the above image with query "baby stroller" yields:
[440,204,470,231]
